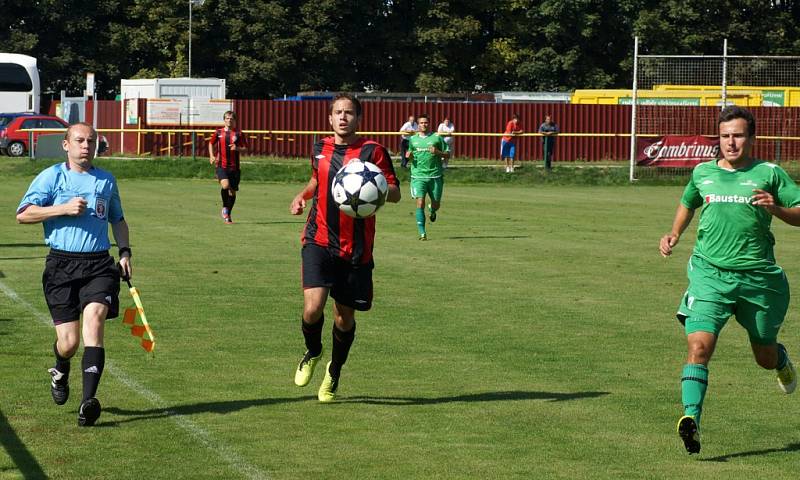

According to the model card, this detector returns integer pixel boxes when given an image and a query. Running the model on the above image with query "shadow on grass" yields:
[0,409,48,479]
[700,442,800,462]
[101,396,316,426]
[446,235,531,240]
[341,390,609,405]
[235,221,306,225]
[101,390,608,426]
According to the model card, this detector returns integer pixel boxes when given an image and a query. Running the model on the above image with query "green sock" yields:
[681,363,708,426]
[415,207,426,235]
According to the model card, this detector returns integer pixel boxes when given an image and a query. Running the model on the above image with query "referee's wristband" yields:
[118,247,132,258]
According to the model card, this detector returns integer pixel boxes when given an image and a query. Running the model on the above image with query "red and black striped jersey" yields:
[302,137,399,265]
[209,128,247,170]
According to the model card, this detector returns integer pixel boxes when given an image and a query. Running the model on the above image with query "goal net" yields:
[629,38,800,181]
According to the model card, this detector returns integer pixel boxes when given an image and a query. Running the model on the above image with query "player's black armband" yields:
[118,247,132,258]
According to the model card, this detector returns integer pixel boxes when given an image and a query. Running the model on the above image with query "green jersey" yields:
[408,133,447,179]
[681,159,800,270]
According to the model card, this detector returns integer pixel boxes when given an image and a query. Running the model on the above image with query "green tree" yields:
[194,1,300,97]
[409,1,489,93]
[0,0,124,98]
[632,0,800,55]
[473,0,636,91]
[2,0,800,99]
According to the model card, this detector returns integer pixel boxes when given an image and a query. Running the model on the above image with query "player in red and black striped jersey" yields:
[302,136,397,264]
[290,94,401,402]
[208,110,248,224]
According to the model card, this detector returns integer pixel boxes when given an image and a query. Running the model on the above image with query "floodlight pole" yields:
[721,38,728,108]
[188,0,193,78]
[188,0,205,78]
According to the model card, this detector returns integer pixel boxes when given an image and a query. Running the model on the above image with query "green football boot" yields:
[294,349,323,387]
[317,362,339,403]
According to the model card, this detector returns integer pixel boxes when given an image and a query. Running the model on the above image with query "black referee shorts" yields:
[301,244,373,311]
[42,249,120,324]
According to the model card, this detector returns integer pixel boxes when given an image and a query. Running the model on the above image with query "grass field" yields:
[2,176,800,479]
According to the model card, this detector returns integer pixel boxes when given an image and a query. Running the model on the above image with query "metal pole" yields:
[721,39,728,108]
[629,36,639,182]
[188,0,192,78]
[92,89,98,129]
[119,96,124,155]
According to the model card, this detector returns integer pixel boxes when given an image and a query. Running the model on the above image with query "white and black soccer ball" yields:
[331,160,389,219]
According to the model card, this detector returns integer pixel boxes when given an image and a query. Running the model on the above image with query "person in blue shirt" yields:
[16,122,132,427]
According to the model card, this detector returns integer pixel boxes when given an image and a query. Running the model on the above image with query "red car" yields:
[0,114,108,157]
[0,114,70,157]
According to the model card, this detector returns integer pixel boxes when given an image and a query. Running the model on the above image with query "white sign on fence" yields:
[146,99,184,125]
[146,98,233,126]
[191,98,234,126]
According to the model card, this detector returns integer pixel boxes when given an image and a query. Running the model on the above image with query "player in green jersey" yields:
[660,106,800,455]
[407,113,449,240]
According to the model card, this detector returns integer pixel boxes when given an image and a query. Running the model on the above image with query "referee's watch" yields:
[118,247,132,258]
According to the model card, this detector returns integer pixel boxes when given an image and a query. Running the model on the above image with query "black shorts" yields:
[216,167,241,191]
[42,249,120,324]
[301,244,373,311]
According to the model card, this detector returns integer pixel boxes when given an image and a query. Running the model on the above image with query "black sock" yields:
[302,315,324,357]
[53,340,71,379]
[221,189,230,209]
[229,193,236,212]
[330,322,356,379]
[81,346,105,401]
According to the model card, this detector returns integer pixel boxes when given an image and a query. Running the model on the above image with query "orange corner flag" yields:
[123,286,155,353]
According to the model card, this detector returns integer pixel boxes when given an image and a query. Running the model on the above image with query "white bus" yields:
[0,53,40,113]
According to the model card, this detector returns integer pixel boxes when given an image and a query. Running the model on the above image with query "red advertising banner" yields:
[637,135,720,167]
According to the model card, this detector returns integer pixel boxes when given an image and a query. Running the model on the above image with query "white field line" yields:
[0,279,269,480]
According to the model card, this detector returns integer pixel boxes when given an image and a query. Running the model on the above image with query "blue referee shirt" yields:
[16,162,124,253]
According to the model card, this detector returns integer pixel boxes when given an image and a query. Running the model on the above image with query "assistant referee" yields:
[16,122,132,427]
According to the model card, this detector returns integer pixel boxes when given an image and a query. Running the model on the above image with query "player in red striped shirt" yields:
[208,110,247,224]
[289,93,401,402]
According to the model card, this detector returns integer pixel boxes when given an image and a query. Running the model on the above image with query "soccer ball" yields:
[331,160,389,218]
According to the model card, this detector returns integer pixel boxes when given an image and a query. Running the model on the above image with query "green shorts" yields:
[677,255,790,344]
[410,177,444,202]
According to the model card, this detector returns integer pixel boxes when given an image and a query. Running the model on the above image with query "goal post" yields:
[629,37,800,181]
